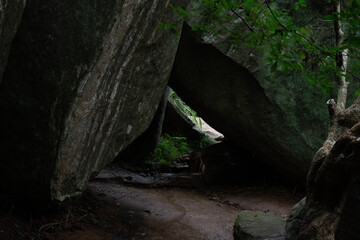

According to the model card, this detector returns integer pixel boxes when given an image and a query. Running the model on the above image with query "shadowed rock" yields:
[0,0,25,83]
[336,182,360,239]
[234,210,286,240]
[169,0,359,184]
[0,0,187,201]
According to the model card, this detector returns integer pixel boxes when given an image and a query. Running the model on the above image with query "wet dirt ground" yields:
[43,179,302,240]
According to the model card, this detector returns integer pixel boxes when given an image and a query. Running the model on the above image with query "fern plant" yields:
[146,134,191,166]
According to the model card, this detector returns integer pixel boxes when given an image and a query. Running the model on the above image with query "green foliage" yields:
[199,134,217,148]
[163,0,360,94]
[158,4,189,35]
[169,88,202,129]
[13,224,24,238]
[146,134,191,166]
[158,21,180,35]
[356,88,360,95]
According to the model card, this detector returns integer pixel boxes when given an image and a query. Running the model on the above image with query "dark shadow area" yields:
[169,23,311,185]
[336,181,360,240]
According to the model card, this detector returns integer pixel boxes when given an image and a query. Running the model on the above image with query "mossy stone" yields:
[234,210,286,240]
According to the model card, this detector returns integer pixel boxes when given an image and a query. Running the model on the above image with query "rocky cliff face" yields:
[170,25,311,183]
[0,0,25,83]
[169,0,359,183]
[0,0,185,201]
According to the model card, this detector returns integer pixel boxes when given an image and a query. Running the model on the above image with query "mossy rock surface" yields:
[233,210,286,240]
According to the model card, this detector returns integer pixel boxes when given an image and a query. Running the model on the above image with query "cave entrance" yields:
[91,87,304,239]
[158,87,269,186]
[111,87,280,188]
[112,87,227,178]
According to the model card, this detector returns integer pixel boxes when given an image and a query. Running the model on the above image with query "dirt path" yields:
[45,180,301,240]
[90,182,237,240]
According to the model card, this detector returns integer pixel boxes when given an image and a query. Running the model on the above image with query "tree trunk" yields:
[296,96,360,240]
[293,1,360,238]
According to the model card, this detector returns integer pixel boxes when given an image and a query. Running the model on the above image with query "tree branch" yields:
[333,0,344,46]
[230,8,254,32]
[327,99,336,122]
[264,0,328,55]
[333,0,349,113]
[230,7,283,46]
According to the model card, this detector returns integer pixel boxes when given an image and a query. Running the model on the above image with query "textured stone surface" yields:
[287,184,360,240]
[169,0,360,183]
[336,182,360,239]
[170,24,311,183]
[0,0,186,201]
[0,0,25,83]
[233,210,286,240]
[115,87,169,165]
[285,197,306,240]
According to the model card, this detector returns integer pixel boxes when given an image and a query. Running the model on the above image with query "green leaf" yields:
[320,86,328,93]
[225,0,232,7]
[157,21,166,29]
[177,7,189,17]
[356,88,360,95]
[264,57,273,63]
[296,62,304,70]
[299,51,305,59]
[324,15,336,21]
[271,62,278,72]
[305,73,316,84]
[170,25,179,36]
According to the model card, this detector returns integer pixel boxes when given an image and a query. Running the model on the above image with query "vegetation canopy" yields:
[160,0,360,94]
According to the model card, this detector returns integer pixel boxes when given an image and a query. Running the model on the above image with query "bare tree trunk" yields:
[295,1,360,239]
[287,90,360,240]
[298,117,360,239]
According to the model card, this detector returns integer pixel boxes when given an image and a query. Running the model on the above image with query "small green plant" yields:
[13,224,24,238]
[146,134,191,166]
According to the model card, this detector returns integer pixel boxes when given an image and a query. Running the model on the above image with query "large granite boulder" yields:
[169,0,359,183]
[0,0,187,201]
[285,198,307,240]
[0,0,25,83]
[114,87,170,165]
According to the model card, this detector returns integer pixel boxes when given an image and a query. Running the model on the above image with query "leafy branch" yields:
[162,0,360,94]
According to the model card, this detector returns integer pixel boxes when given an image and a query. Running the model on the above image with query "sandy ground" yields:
[42,180,301,240]
[0,173,302,240]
